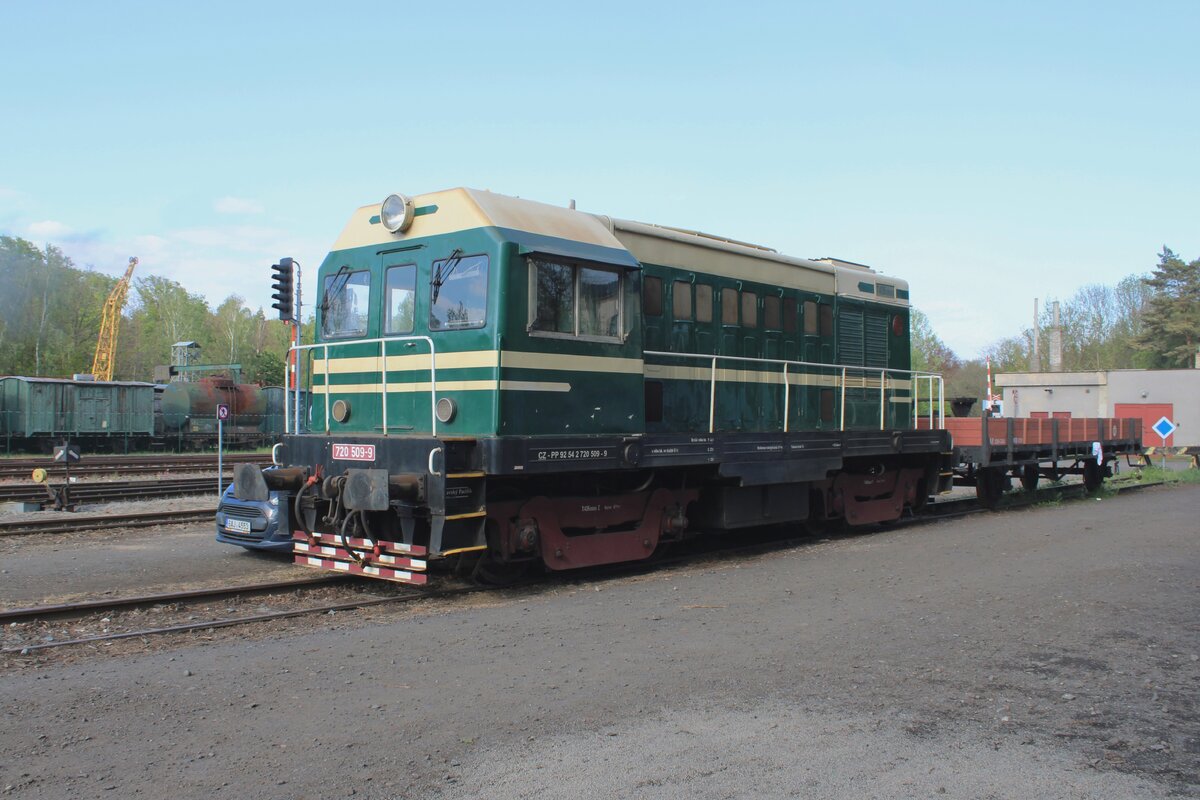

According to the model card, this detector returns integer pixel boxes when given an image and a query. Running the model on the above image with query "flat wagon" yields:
[935,415,1143,506]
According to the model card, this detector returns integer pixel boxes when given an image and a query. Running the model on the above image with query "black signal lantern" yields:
[271,258,295,321]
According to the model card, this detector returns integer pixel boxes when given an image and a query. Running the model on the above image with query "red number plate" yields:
[331,443,376,462]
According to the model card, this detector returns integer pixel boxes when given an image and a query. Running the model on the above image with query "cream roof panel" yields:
[611,225,835,293]
[331,188,629,253]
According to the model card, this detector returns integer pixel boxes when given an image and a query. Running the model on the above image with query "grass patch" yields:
[1032,493,1064,509]
[1127,463,1200,485]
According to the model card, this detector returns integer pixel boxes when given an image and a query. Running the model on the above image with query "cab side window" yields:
[530,257,622,339]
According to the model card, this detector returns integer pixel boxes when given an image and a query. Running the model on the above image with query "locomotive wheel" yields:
[1082,459,1103,493]
[472,550,537,586]
[975,467,1009,510]
[1020,464,1039,493]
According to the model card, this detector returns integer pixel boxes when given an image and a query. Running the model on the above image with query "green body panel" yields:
[832,297,912,430]
[494,237,643,436]
[640,264,912,434]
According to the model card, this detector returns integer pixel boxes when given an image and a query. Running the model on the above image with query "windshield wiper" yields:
[431,249,464,305]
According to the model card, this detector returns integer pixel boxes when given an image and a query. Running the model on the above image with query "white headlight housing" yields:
[381,193,415,233]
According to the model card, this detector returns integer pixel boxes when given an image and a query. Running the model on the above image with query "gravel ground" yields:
[0,485,1196,798]
[0,515,300,608]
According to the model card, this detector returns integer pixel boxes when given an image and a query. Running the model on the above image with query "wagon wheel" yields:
[974,467,1009,510]
[1020,464,1039,493]
[1082,459,1103,493]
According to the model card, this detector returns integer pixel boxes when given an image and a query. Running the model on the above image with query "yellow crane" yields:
[91,257,138,381]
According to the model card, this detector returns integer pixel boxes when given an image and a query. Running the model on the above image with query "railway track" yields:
[1,577,487,656]
[0,452,268,480]
[0,508,216,536]
[0,477,220,506]
[0,477,1167,656]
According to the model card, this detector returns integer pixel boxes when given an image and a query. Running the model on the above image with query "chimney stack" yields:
[1049,301,1063,372]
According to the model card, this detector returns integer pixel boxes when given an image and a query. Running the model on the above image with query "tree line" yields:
[4,234,1195,405]
[912,247,1200,409]
[0,235,294,385]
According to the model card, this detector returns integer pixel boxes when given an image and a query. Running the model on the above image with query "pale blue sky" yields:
[2,1,1196,356]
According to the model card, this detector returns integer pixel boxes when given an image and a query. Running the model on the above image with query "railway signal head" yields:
[271,258,295,321]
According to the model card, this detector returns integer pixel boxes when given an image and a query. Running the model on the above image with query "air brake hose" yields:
[294,475,319,541]
[340,511,378,566]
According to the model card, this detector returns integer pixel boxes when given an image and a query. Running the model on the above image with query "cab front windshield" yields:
[430,254,488,330]
[321,269,370,338]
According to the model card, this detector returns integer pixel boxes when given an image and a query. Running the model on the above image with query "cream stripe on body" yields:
[311,350,643,376]
[318,379,571,394]
[311,347,913,393]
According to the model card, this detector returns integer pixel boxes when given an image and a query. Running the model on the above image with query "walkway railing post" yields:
[879,369,886,430]
[380,340,388,435]
[783,363,790,433]
[708,356,718,434]
[840,367,847,431]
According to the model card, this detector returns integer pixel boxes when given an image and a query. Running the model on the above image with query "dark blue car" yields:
[215,477,292,553]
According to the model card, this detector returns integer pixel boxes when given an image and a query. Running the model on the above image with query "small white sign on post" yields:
[217,403,230,496]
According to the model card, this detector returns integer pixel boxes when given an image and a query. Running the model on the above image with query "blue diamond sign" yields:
[1152,416,1177,443]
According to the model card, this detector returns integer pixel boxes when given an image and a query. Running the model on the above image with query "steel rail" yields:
[3,584,491,655]
[0,477,218,504]
[0,575,348,624]
[0,453,268,476]
[0,508,216,537]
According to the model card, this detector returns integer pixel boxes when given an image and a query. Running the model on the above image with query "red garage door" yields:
[1114,403,1174,447]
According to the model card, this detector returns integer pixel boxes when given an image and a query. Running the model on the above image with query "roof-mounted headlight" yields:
[381,193,415,233]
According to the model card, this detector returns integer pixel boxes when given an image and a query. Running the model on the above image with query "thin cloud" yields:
[27,220,74,239]
[214,196,265,215]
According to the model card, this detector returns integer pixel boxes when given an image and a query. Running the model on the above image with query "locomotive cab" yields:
[304,190,644,439]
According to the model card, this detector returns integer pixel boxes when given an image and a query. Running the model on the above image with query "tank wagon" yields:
[237,188,957,585]
[159,376,289,447]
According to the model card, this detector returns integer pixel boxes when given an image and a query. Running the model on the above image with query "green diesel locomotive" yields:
[237,188,951,584]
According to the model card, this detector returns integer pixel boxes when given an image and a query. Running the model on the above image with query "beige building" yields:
[996,369,1200,449]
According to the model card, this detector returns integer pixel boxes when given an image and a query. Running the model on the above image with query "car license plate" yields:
[225,519,252,533]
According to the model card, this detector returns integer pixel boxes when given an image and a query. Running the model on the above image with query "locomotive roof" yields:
[332,188,908,304]
[333,187,632,257]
